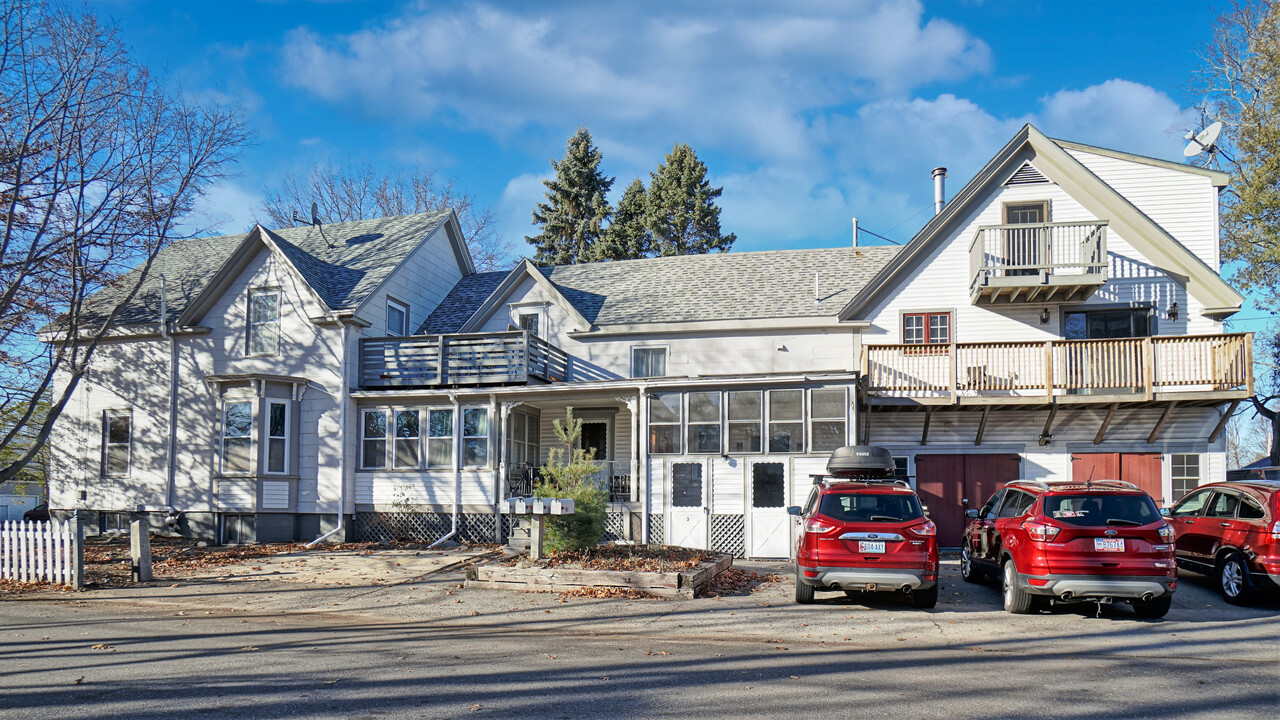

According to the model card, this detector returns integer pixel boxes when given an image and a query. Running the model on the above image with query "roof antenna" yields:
[1183,121,1223,168]
[292,201,336,249]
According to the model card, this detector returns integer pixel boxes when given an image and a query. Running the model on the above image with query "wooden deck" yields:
[359,331,570,389]
[969,221,1108,305]
[861,333,1253,405]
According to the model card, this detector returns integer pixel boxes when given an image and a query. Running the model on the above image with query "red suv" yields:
[1165,479,1280,604]
[960,479,1177,618]
[791,446,939,608]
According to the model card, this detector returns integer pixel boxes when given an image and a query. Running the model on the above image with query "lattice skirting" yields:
[354,512,502,544]
[647,514,664,544]
[711,514,746,558]
[603,512,628,542]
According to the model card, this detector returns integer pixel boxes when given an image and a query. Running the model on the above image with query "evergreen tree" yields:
[645,143,736,256]
[526,128,614,265]
[590,178,652,261]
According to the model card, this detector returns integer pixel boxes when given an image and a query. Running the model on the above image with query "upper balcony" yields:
[861,333,1253,406]
[969,221,1108,305]
[359,331,570,389]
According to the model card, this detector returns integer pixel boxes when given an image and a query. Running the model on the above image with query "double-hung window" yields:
[648,393,681,454]
[222,401,254,474]
[632,347,667,378]
[427,409,454,467]
[247,290,281,355]
[687,391,722,454]
[394,410,420,468]
[518,313,540,338]
[265,401,288,474]
[726,391,762,453]
[103,411,131,477]
[809,387,847,452]
[1171,454,1201,501]
[386,299,409,336]
[362,410,388,469]
[767,389,804,453]
[463,408,489,467]
[903,312,950,345]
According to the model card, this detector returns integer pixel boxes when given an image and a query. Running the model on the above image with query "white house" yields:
[45,125,1252,554]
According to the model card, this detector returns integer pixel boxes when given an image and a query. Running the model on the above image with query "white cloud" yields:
[192,181,263,236]
[498,172,551,258]
[1037,79,1194,160]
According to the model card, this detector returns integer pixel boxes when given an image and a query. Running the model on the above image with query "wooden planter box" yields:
[465,554,733,598]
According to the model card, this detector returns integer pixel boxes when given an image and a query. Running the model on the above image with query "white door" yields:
[748,461,790,558]
[667,460,709,550]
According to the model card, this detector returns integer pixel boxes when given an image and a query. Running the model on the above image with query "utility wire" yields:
[855,226,902,246]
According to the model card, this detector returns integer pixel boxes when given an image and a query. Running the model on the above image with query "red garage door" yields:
[915,454,1022,547]
[1071,453,1164,507]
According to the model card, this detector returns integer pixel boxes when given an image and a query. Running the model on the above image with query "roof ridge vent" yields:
[1005,162,1049,186]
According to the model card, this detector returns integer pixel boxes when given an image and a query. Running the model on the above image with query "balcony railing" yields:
[969,221,1108,304]
[359,331,570,389]
[861,333,1253,401]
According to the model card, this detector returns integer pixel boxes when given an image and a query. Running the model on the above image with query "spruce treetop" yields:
[646,143,736,256]
[526,127,614,266]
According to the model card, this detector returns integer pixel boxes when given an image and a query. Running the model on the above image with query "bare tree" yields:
[261,162,513,272]
[0,1,248,482]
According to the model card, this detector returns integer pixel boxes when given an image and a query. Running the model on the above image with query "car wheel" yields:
[1131,595,1172,619]
[960,546,979,583]
[911,584,938,609]
[1002,559,1034,614]
[1218,552,1255,605]
[794,569,815,605]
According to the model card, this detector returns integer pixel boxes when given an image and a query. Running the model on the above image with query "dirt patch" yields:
[701,568,781,597]
[503,545,715,573]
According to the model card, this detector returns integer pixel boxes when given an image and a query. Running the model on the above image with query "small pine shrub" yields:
[534,407,607,552]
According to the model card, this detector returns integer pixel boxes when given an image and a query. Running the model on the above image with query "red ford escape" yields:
[961,479,1177,618]
[791,445,940,608]
[1165,478,1280,605]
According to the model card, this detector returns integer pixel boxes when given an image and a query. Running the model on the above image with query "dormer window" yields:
[518,312,539,338]
[247,289,281,356]
[387,298,409,336]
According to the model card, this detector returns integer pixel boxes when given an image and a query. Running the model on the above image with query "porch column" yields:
[626,396,639,541]
[849,382,859,447]
[638,388,650,544]
[495,399,513,543]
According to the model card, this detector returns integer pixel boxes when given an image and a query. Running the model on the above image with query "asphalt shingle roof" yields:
[79,211,452,327]
[420,246,900,333]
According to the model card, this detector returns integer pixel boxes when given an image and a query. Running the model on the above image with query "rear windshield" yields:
[820,493,923,523]
[1044,494,1160,527]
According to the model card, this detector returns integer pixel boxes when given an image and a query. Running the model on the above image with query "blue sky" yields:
[97,0,1265,328]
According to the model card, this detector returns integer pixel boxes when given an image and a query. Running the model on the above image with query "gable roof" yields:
[421,246,900,334]
[838,124,1244,320]
[79,210,460,329]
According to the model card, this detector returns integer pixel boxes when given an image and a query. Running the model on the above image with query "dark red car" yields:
[960,479,1177,618]
[1165,479,1280,604]
[791,446,939,608]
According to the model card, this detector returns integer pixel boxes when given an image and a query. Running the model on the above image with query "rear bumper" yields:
[798,565,936,591]
[1017,572,1175,600]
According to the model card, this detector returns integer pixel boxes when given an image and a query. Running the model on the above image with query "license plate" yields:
[858,541,886,553]
[1094,538,1124,552]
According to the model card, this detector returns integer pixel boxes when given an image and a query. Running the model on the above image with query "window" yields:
[386,299,409,336]
[903,312,950,345]
[1171,454,1201,501]
[518,313,539,338]
[1170,487,1212,517]
[266,402,288,474]
[427,409,454,467]
[1003,201,1049,276]
[810,387,847,452]
[463,408,489,467]
[979,490,1006,520]
[767,389,803,453]
[1064,308,1151,340]
[508,411,540,473]
[247,289,281,355]
[394,410,420,469]
[362,410,388,469]
[1240,495,1267,521]
[893,457,910,480]
[671,463,703,508]
[648,393,681,454]
[998,491,1034,518]
[103,411,131,477]
[752,462,786,508]
[1206,491,1241,519]
[222,401,253,474]
[726,391,762,453]
[687,392,721,454]
[632,347,667,378]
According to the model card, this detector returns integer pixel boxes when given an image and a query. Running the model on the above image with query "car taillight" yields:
[1158,523,1175,542]
[804,518,836,534]
[1022,520,1060,542]
[1271,520,1280,541]
[908,520,937,537]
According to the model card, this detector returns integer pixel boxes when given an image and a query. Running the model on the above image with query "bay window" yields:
[222,401,253,474]
[266,401,288,474]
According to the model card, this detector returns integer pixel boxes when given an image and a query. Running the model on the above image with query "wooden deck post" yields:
[1043,341,1054,398]
[1142,336,1154,399]
[948,343,958,403]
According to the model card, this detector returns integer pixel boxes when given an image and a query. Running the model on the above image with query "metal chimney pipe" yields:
[932,167,948,215]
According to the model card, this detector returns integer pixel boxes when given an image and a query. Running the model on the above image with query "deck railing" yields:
[862,333,1253,400]
[506,460,636,503]
[360,331,570,389]
[970,221,1108,293]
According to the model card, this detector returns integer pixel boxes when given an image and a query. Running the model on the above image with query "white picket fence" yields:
[0,519,82,587]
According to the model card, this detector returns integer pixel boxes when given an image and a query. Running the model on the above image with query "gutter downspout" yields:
[161,274,180,523]
[308,319,352,546]
[638,384,650,543]
[429,392,463,548]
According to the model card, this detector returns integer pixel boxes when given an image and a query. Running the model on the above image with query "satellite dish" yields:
[1183,121,1223,159]
[310,201,321,225]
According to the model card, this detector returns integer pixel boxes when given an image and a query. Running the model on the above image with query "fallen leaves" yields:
[73,676,85,685]
[89,644,113,651]
[242,646,260,652]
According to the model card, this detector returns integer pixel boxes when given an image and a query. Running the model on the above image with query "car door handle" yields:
[1219,522,1231,528]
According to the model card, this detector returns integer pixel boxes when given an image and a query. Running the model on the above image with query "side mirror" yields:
[1160,507,1171,517]
[965,508,980,519]
[787,506,802,516]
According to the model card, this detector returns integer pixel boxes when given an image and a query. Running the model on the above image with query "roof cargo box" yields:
[826,445,895,478]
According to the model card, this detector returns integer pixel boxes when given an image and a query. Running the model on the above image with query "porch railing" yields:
[861,333,1253,400]
[506,460,636,503]
[359,331,570,389]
